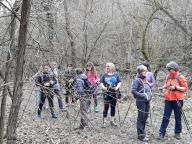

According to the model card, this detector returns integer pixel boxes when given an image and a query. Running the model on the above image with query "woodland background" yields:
[0,0,192,143]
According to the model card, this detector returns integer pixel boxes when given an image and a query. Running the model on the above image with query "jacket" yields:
[164,74,188,101]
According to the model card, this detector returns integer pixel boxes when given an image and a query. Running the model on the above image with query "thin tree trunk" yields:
[63,0,76,66]
[6,0,32,143]
[0,52,11,144]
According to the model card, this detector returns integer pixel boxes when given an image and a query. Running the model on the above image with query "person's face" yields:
[51,63,57,69]
[43,66,49,73]
[106,65,112,73]
[68,65,73,71]
[86,65,92,71]
[141,69,147,77]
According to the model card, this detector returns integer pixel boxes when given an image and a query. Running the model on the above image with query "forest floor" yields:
[3,83,192,144]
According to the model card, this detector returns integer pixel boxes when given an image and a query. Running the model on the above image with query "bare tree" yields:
[6,0,32,143]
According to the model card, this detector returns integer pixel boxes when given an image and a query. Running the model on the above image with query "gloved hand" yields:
[143,93,151,101]
[44,82,50,87]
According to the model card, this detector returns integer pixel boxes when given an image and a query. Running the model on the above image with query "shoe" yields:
[175,133,181,140]
[51,113,57,119]
[37,114,42,119]
[102,122,107,128]
[139,137,149,142]
[61,108,67,112]
[74,125,84,130]
[110,117,117,126]
[157,133,164,140]
[94,106,99,113]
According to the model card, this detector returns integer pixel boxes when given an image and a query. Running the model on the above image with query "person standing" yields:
[64,64,76,105]
[85,62,99,112]
[131,65,152,142]
[36,64,57,118]
[50,62,66,112]
[158,61,188,140]
[100,63,121,127]
[74,68,89,129]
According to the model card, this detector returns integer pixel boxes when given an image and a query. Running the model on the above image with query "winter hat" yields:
[166,61,179,71]
[75,68,83,75]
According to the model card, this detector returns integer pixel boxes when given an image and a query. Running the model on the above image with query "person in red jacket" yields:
[158,61,188,140]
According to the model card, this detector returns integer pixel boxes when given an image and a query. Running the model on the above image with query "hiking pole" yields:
[176,100,192,138]
[116,100,121,126]
[122,98,133,125]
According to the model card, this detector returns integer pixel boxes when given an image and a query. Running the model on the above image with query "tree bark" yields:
[63,0,76,66]
[0,52,11,144]
[6,0,32,143]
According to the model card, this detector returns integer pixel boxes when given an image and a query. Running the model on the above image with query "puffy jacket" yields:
[164,74,188,101]
[131,78,152,102]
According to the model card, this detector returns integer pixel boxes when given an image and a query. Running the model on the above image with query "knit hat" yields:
[166,61,179,71]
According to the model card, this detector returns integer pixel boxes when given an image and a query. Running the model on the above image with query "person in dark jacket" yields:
[100,62,121,127]
[74,68,89,129]
[131,65,152,142]
[36,64,57,118]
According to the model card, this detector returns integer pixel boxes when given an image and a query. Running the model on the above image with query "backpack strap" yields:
[166,74,181,86]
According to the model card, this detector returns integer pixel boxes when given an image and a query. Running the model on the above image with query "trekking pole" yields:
[176,100,192,138]
[121,97,133,125]
[116,100,121,126]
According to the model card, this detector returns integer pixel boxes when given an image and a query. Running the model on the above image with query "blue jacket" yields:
[131,78,152,101]
[74,74,87,96]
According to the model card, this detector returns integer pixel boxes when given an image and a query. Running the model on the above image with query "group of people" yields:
[33,61,189,142]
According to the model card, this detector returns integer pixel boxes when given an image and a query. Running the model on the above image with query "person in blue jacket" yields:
[131,64,152,142]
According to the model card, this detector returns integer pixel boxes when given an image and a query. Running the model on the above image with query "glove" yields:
[144,93,151,101]
[44,82,50,86]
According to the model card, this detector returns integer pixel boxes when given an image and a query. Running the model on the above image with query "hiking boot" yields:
[37,114,42,119]
[102,122,107,128]
[51,113,57,119]
[74,125,84,130]
[94,106,99,113]
[61,108,67,112]
[175,133,181,140]
[139,137,149,142]
[157,133,164,140]
[110,117,117,126]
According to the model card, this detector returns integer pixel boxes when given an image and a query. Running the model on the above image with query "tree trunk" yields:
[6,0,32,143]
[63,0,76,66]
[0,52,11,144]
[44,0,54,60]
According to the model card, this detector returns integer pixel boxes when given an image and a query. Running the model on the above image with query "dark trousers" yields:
[65,84,75,103]
[38,90,54,115]
[80,96,89,127]
[103,93,117,118]
[54,89,64,109]
[136,100,150,139]
[159,100,183,135]
[87,88,98,108]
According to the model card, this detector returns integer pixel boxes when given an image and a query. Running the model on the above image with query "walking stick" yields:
[176,99,192,138]
[122,98,133,125]
[116,100,121,126]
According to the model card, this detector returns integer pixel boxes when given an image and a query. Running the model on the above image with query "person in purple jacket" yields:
[142,62,155,90]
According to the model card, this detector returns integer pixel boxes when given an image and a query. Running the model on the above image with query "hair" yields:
[75,68,83,75]
[85,62,97,74]
[106,62,116,73]
[136,64,147,74]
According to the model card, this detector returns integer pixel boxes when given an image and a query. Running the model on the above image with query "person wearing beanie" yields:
[131,64,152,142]
[158,61,188,140]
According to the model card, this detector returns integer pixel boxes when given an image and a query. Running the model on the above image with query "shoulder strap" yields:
[166,74,181,86]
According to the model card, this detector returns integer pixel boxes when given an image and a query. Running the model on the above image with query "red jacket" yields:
[164,73,188,101]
